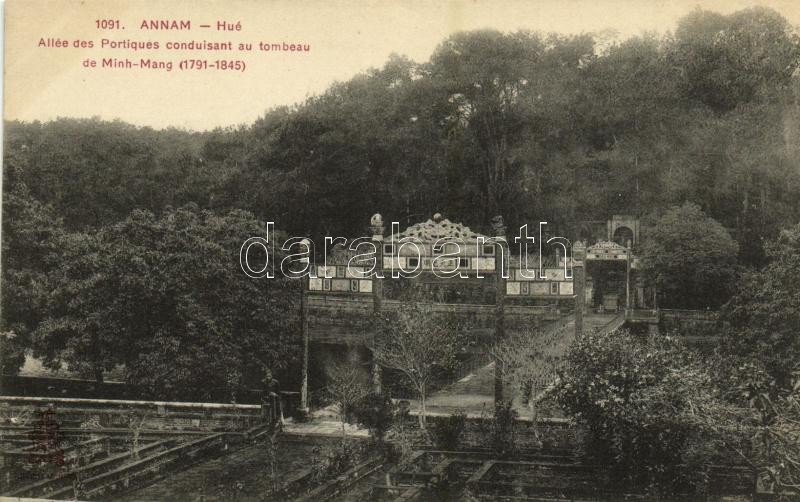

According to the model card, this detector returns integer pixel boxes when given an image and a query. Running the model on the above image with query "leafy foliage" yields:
[755,379,800,493]
[671,7,800,111]
[32,205,298,399]
[309,439,368,482]
[712,226,800,493]
[721,223,800,389]
[555,328,754,495]
[429,410,467,451]
[351,392,395,443]
[640,203,739,309]
[710,354,800,494]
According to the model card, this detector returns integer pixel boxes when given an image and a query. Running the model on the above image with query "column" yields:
[370,213,385,394]
[573,241,586,340]
[625,239,631,312]
[492,215,507,406]
[299,238,311,412]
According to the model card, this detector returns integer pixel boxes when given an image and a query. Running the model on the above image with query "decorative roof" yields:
[587,240,628,252]
[390,216,488,242]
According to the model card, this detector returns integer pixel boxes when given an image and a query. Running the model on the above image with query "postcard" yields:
[3,0,800,500]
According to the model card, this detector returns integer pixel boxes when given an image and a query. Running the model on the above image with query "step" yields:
[4,439,175,498]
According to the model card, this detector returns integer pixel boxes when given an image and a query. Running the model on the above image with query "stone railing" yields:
[624,308,660,322]
[660,309,719,321]
[0,395,265,432]
[307,295,568,343]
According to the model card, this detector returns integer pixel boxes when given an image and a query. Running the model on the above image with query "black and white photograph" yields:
[2,0,800,499]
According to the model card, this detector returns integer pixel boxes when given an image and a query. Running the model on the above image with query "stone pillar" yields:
[625,239,632,312]
[370,213,384,394]
[299,238,311,412]
[573,241,586,340]
[492,215,507,406]
[635,273,645,309]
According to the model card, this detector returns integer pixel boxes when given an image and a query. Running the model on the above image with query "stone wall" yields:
[416,414,580,454]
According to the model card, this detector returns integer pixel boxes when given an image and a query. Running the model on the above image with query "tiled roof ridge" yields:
[389,217,488,241]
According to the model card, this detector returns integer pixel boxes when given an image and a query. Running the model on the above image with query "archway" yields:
[612,226,634,247]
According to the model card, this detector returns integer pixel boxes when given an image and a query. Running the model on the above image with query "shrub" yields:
[351,392,394,443]
[430,410,467,450]
[385,421,426,469]
[490,400,517,458]
[554,328,751,495]
[309,439,367,481]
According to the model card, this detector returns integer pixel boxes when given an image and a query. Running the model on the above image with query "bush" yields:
[310,439,367,481]
[554,328,750,495]
[351,392,394,443]
[430,410,466,450]
[385,421,426,469]
[490,401,517,458]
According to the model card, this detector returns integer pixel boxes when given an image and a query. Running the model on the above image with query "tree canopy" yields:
[639,203,739,309]
[721,223,800,389]
[4,7,800,257]
[31,205,298,399]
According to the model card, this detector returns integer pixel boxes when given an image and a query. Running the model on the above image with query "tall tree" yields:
[721,223,800,389]
[670,7,800,111]
[0,180,66,375]
[428,30,547,225]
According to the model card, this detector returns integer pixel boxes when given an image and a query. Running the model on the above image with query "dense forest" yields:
[6,8,800,260]
[3,7,800,389]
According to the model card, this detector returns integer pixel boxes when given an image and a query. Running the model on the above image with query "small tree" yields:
[369,302,468,428]
[490,400,517,459]
[125,410,150,460]
[325,361,370,437]
[493,324,573,418]
[263,414,283,494]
